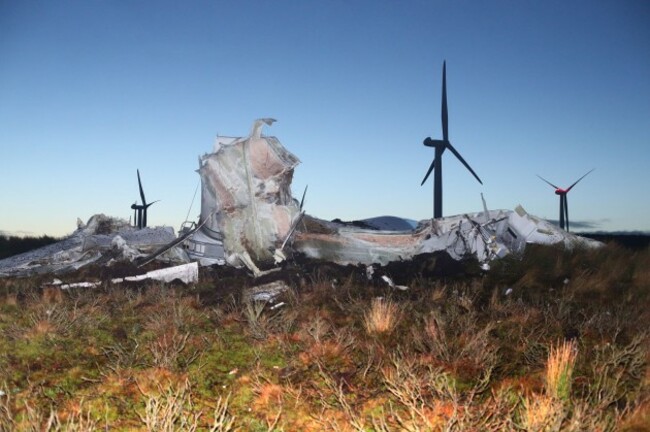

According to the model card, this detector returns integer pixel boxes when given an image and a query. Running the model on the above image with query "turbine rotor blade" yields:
[137,169,147,205]
[566,168,595,192]
[421,158,436,186]
[446,143,482,184]
[144,200,160,210]
[441,61,448,142]
[300,185,308,210]
[537,174,559,190]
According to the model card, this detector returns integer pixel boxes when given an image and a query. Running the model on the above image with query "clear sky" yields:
[1,0,649,237]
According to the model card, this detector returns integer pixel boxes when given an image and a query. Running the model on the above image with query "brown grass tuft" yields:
[42,286,63,304]
[545,339,577,401]
[364,297,400,335]
[520,393,564,432]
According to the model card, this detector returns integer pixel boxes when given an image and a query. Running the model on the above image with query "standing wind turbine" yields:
[421,61,483,219]
[130,169,159,229]
[537,168,594,232]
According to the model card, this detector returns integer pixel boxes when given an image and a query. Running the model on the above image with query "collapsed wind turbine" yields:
[130,169,159,229]
[421,61,482,219]
[537,169,594,232]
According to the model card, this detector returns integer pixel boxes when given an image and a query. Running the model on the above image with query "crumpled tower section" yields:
[197,119,301,263]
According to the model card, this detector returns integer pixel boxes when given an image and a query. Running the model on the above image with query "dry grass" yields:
[546,339,578,401]
[0,243,647,431]
[137,379,235,432]
[363,297,400,335]
[520,393,564,432]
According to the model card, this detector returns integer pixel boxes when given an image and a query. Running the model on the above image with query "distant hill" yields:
[0,234,60,260]
[330,216,417,231]
[578,232,650,250]
[360,216,418,231]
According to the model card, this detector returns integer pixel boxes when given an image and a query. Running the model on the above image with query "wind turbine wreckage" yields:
[0,93,601,278]
[172,118,599,275]
[0,119,601,278]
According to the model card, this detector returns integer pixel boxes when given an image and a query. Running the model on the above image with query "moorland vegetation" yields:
[0,242,648,431]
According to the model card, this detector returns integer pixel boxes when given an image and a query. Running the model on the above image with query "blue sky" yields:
[1,0,649,237]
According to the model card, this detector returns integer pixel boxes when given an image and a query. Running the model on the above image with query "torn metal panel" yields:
[186,119,301,266]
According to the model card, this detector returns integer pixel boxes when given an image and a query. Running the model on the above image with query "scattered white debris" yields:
[111,262,199,285]
[563,278,570,285]
[233,251,280,278]
[381,275,409,291]
[366,265,375,280]
[270,301,286,310]
[44,262,199,291]
[273,249,287,264]
[505,288,513,296]
[61,281,102,290]
[111,235,142,261]
[244,280,290,303]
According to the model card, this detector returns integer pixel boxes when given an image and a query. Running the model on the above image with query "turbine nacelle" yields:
[423,138,448,148]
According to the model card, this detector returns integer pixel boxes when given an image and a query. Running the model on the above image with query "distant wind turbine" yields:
[130,169,159,229]
[421,61,482,219]
[537,169,594,232]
